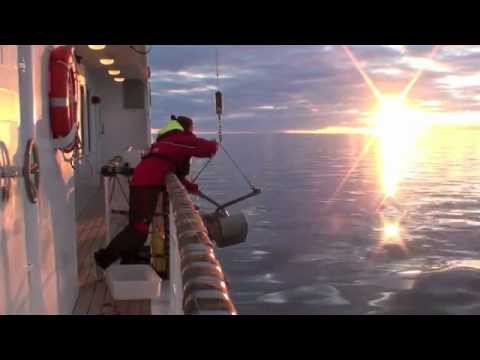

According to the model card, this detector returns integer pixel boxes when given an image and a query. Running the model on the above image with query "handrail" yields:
[164,173,237,315]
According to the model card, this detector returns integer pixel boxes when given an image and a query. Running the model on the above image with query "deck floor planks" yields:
[73,191,151,315]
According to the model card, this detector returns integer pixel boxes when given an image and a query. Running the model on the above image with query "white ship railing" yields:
[164,173,237,315]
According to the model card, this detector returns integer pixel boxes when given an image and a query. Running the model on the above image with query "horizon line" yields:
[151,124,480,136]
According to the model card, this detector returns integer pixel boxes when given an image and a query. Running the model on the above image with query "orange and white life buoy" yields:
[49,46,79,153]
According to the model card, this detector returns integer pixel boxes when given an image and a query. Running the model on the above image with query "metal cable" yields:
[192,158,212,182]
[192,48,255,190]
[216,48,220,89]
[217,114,223,144]
[219,143,256,190]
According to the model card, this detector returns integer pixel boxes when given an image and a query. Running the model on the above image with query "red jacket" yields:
[131,131,218,193]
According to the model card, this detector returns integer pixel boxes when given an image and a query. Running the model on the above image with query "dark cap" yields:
[176,116,194,131]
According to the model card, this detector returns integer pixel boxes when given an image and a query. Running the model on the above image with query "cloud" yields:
[148,45,480,131]
[382,45,407,54]
[150,69,233,83]
[435,73,480,89]
[370,67,406,76]
[166,85,217,94]
[400,56,450,73]
[404,45,437,56]
[250,105,289,111]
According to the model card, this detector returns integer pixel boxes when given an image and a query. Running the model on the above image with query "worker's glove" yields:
[190,183,200,195]
[184,182,200,195]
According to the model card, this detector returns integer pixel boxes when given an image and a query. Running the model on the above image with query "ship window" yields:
[123,79,145,109]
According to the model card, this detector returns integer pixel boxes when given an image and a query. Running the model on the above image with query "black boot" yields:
[94,249,114,270]
[120,246,151,265]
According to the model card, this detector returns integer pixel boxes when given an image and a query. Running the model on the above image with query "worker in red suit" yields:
[94,115,218,272]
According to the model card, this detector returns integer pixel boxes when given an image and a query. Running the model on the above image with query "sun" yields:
[371,95,427,198]
[372,95,427,138]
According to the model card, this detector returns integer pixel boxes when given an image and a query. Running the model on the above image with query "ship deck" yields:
[72,188,151,315]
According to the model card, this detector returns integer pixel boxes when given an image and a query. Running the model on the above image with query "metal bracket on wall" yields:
[0,165,21,178]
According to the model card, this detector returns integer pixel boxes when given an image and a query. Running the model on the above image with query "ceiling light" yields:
[88,45,106,50]
[100,58,114,65]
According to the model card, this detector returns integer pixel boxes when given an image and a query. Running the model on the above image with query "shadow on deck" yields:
[72,188,150,315]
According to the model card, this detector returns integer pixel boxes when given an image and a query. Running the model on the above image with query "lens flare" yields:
[384,222,400,237]
[338,46,440,200]
[373,95,427,197]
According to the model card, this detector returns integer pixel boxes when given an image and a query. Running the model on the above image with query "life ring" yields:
[49,46,79,153]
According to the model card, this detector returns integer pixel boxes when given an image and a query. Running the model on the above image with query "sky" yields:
[148,45,480,133]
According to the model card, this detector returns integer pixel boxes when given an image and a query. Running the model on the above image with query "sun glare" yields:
[372,95,427,138]
[384,222,400,237]
[372,95,427,197]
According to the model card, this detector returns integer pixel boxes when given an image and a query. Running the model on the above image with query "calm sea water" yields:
[192,129,480,314]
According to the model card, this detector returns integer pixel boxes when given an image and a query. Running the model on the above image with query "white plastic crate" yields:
[105,264,162,300]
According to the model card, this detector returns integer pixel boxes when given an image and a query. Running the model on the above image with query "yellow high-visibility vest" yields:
[157,120,184,137]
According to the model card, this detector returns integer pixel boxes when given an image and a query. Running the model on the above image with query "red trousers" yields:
[98,186,162,267]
